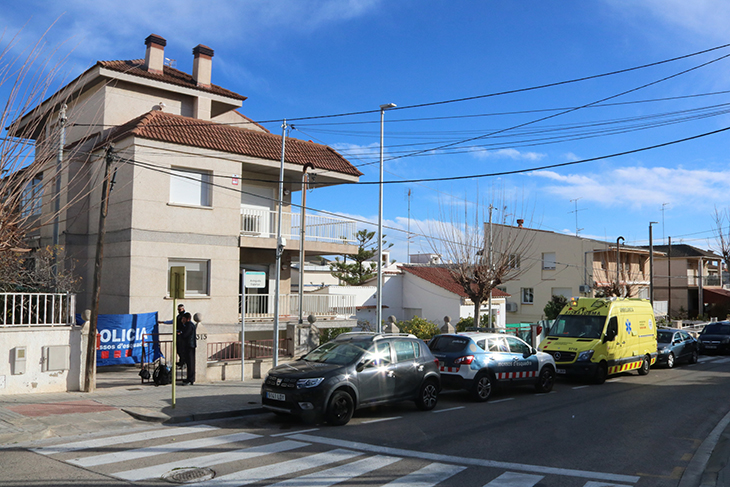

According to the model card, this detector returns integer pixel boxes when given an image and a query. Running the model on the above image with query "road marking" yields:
[113,439,309,481]
[489,398,515,404]
[606,378,623,382]
[289,434,640,484]
[269,454,401,487]
[713,357,730,364]
[271,428,319,437]
[362,416,402,424]
[573,385,590,390]
[31,424,220,455]
[183,448,362,487]
[484,471,543,486]
[432,407,465,414]
[583,482,632,487]
[68,431,260,467]
[381,462,466,487]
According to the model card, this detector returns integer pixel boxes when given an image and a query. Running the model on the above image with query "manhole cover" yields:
[162,467,215,483]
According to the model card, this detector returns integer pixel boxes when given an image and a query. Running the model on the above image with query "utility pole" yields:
[487,204,494,328]
[649,222,658,305]
[85,145,114,393]
[668,236,672,318]
[52,104,67,288]
[298,163,313,324]
[407,189,411,264]
[273,120,287,367]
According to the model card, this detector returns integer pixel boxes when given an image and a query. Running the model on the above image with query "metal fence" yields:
[0,292,75,327]
[208,339,291,362]
[240,207,357,245]
[243,293,356,319]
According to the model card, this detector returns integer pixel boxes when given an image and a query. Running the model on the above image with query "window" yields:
[21,177,43,217]
[393,339,419,362]
[170,167,212,207]
[521,288,534,304]
[506,336,530,354]
[168,259,210,296]
[508,254,520,269]
[542,252,556,270]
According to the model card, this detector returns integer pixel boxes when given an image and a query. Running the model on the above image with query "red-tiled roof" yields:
[400,265,510,298]
[98,59,246,101]
[105,111,363,177]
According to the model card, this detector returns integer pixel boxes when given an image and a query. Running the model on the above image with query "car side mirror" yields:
[524,347,536,358]
[356,358,373,372]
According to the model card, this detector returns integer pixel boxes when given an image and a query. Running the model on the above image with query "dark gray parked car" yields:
[261,332,441,425]
[698,321,730,354]
[655,328,698,368]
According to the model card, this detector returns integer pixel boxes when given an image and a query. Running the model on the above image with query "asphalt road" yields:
[4,355,730,487]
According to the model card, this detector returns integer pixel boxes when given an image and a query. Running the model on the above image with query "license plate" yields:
[705,345,717,349]
[556,369,566,374]
[266,392,285,401]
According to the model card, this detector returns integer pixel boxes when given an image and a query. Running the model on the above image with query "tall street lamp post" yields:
[616,236,625,291]
[649,222,658,305]
[377,103,396,333]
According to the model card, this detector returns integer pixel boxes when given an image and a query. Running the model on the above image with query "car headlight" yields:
[296,377,325,389]
[659,348,669,354]
[577,350,594,361]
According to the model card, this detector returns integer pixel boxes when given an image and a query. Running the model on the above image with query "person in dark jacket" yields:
[175,304,186,366]
[180,312,197,385]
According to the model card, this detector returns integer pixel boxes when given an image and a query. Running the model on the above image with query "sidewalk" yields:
[0,365,266,446]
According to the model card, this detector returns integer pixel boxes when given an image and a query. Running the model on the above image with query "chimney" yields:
[144,34,166,74]
[192,44,214,87]
[517,219,524,228]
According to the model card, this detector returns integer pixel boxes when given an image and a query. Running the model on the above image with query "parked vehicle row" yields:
[261,330,554,425]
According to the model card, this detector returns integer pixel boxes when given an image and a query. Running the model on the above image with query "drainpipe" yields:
[298,163,313,324]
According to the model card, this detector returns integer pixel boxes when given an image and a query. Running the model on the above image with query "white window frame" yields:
[508,254,520,269]
[21,177,43,217]
[169,167,212,207]
[542,252,556,270]
[168,259,210,296]
[521,288,534,304]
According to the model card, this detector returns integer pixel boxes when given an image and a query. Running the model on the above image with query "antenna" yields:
[406,188,412,263]
[661,203,670,245]
[569,198,584,236]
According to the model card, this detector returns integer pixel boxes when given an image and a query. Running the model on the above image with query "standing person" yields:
[180,312,197,385]
[175,304,185,366]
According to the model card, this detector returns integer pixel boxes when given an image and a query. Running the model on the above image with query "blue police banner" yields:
[76,312,163,366]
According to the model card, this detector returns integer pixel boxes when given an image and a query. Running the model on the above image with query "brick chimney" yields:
[517,219,524,228]
[192,44,214,87]
[144,34,166,74]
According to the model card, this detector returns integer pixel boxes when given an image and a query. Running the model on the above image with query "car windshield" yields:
[702,323,730,335]
[429,336,470,353]
[302,340,368,365]
[657,331,674,343]
[549,314,606,339]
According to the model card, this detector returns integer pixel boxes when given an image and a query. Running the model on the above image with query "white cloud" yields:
[531,165,730,210]
[472,148,546,161]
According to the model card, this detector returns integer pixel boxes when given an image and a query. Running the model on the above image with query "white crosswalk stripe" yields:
[113,439,309,481]
[483,472,543,487]
[184,448,362,487]
[30,424,219,455]
[68,431,260,467]
[381,462,466,487]
[268,454,402,487]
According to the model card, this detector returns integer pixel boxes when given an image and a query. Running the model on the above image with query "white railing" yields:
[243,293,356,319]
[0,293,75,327]
[240,207,357,245]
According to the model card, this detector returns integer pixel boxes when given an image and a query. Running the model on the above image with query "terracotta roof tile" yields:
[106,111,362,176]
[98,59,246,101]
[400,265,510,298]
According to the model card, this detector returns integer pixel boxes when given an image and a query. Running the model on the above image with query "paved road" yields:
[3,355,730,487]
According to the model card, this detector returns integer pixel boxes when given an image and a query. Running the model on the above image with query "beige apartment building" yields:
[13,34,361,326]
[491,222,656,324]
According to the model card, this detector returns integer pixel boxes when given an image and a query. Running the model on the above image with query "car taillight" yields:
[454,355,474,365]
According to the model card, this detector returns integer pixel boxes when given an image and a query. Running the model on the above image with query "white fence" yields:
[240,208,357,245]
[0,293,75,327]
[243,293,356,319]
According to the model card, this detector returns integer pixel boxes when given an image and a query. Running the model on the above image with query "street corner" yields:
[121,407,171,423]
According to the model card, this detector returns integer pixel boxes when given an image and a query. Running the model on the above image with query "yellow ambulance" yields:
[538,297,657,384]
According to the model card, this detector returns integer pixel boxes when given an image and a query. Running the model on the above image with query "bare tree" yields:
[713,207,730,276]
[593,250,648,298]
[425,196,535,324]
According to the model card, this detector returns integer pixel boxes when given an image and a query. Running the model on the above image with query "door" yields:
[356,341,396,405]
[391,339,421,400]
[504,336,540,383]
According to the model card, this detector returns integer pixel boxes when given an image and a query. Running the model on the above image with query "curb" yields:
[121,407,267,424]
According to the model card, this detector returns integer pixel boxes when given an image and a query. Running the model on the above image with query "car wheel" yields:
[666,352,675,368]
[690,350,699,364]
[593,362,607,384]
[638,355,651,375]
[471,373,492,402]
[415,379,439,411]
[325,390,354,426]
[535,366,555,393]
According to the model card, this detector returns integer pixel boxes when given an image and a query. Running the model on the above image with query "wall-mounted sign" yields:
[245,271,267,289]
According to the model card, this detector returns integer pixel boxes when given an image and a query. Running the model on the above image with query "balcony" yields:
[687,275,722,287]
[242,293,356,320]
[240,207,357,245]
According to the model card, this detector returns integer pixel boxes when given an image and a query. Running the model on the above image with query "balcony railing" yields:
[0,293,75,327]
[240,207,357,245]
[242,293,356,319]
[687,275,722,287]
[208,339,292,361]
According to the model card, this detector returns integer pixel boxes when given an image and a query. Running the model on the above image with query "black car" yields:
[698,321,730,354]
[261,332,441,425]
[655,328,698,368]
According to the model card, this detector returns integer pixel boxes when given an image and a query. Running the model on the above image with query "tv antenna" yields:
[569,198,585,236]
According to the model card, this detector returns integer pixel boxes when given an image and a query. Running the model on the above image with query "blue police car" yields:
[428,332,556,401]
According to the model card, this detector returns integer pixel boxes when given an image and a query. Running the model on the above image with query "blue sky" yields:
[5,1,730,262]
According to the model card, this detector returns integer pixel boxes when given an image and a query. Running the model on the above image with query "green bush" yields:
[455,314,493,332]
[398,316,441,340]
[319,327,351,343]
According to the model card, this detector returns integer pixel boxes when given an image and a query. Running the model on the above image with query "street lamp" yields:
[649,222,658,304]
[377,103,396,333]
[616,236,625,291]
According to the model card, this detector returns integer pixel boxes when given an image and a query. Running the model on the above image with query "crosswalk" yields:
[29,424,638,487]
